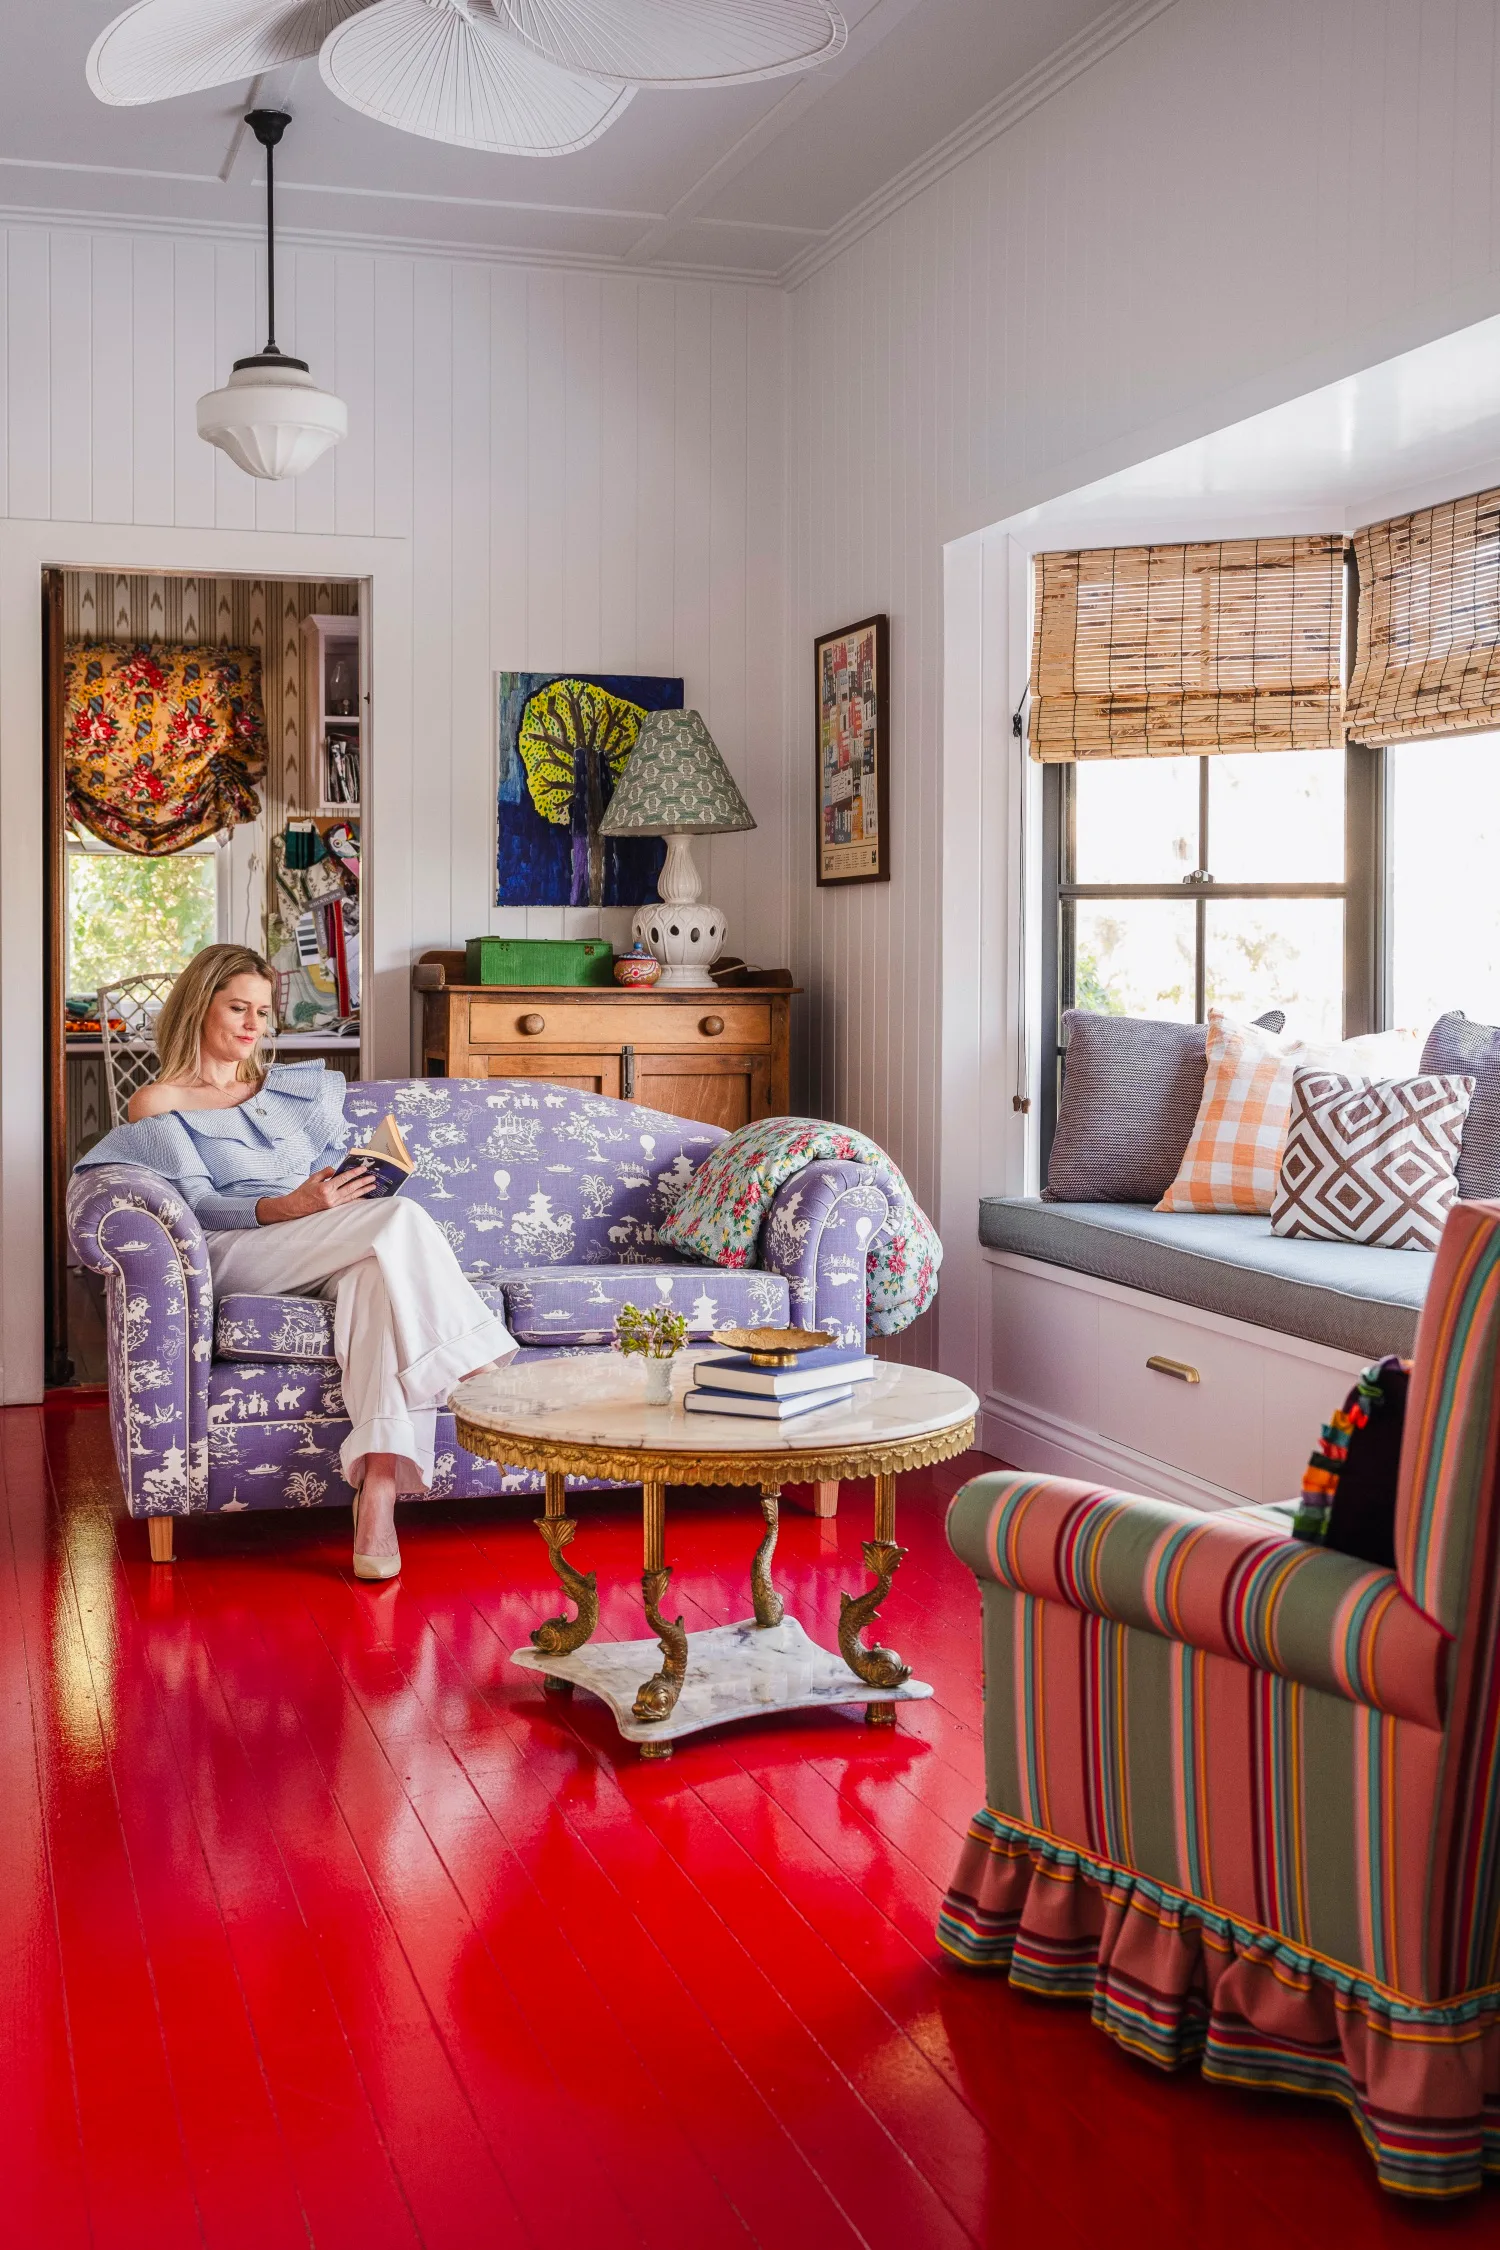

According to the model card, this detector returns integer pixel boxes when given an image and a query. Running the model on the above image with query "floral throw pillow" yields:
[1271,1070,1474,1250]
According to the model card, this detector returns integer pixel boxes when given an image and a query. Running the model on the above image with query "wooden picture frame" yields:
[814,613,889,886]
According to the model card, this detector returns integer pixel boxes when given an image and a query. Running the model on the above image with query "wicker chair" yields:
[97,973,175,1127]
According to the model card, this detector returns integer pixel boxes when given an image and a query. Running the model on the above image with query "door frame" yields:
[1,518,413,1406]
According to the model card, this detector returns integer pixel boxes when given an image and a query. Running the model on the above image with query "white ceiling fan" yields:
[88,0,848,154]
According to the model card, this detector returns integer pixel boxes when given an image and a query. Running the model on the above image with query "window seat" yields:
[978,1198,1431,1361]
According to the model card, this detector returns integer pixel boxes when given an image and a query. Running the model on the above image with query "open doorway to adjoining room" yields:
[43,566,368,1388]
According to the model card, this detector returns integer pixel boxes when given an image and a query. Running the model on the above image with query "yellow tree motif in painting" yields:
[517,678,647,907]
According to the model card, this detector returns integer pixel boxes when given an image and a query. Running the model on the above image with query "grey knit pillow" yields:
[1419,1012,1500,1200]
[1045,1009,1285,1205]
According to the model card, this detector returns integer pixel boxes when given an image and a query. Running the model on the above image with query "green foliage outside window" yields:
[67,847,217,999]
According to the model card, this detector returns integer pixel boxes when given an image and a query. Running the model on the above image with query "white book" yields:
[682,1385,856,1422]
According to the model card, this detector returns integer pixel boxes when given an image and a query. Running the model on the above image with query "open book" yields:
[335,1112,414,1200]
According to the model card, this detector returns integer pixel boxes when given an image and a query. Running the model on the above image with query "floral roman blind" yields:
[1028,535,1348,759]
[1348,486,1500,743]
[63,642,267,854]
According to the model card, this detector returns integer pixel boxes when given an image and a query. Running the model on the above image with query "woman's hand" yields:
[256,1166,377,1225]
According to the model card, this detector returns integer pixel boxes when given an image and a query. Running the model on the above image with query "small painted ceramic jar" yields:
[614,943,661,988]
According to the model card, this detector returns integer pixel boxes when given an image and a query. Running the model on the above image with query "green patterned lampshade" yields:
[597,709,755,837]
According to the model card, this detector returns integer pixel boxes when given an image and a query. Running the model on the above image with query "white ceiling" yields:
[0,0,1127,279]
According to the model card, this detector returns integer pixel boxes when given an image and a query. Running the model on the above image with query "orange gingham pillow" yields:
[1157,1013,1421,1215]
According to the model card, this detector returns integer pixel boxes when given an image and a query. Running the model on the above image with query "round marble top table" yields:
[453,1353,978,1757]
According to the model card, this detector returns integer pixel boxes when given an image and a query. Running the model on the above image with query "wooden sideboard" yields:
[418,977,792,1132]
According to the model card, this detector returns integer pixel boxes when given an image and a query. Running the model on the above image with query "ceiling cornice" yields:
[777,0,1181,289]
[0,197,787,289]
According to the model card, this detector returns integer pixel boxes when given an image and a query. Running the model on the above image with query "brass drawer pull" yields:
[518,1012,546,1036]
[699,1014,725,1037]
[1147,1354,1200,1385]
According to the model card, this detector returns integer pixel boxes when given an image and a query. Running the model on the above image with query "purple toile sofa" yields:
[66,1080,893,1556]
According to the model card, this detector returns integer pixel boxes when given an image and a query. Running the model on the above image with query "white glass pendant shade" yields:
[319,0,632,154]
[89,0,371,105]
[496,0,847,88]
[196,358,348,481]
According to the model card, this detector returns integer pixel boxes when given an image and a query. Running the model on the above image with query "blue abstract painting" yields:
[495,671,682,907]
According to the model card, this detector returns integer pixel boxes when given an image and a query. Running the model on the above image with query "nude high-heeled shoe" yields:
[352,1492,401,1582]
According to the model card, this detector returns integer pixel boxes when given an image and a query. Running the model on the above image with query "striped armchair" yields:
[939,1198,1500,2199]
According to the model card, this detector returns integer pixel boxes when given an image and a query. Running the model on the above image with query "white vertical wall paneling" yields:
[333,253,377,541]
[131,237,175,525]
[599,276,641,676]
[8,229,50,522]
[211,238,258,533]
[448,260,493,948]
[48,232,93,525]
[409,256,455,948]
[742,289,787,975]
[172,238,219,532]
[292,247,339,538]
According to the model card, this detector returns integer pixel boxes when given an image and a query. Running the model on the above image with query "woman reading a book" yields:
[77,944,516,1580]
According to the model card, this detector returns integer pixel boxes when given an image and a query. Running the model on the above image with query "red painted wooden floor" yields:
[6,1399,1493,2248]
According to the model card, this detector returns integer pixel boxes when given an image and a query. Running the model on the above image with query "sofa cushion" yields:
[1044,1009,1284,1206]
[1271,1070,1473,1251]
[216,1278,510,1365]
[979,1197,1432,1358]
[1420,1010,1500,1200]
[498,1264,789,1346]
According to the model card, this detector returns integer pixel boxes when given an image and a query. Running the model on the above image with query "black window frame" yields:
[1038,743,1387,1167]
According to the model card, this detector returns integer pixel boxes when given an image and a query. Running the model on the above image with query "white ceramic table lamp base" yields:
[632,834,727,989]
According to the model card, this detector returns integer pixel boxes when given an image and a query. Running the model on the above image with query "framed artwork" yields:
[814,613,889,885]
[495,671,683,907]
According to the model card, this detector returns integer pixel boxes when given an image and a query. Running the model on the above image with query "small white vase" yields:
[644,1357,675,1407]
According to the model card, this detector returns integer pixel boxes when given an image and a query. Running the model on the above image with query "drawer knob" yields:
[1147,1354,1200,1385]
[518,1012,546,1036]
[699,1014,725,1037]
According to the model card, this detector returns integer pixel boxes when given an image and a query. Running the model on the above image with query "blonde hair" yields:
[154,944,277,1087]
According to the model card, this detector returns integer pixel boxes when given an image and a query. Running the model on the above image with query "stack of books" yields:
[683,1343,876,1420]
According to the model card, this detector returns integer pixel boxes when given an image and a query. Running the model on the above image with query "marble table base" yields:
[512,1615,934,1752]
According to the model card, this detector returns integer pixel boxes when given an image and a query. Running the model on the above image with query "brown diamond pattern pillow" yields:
[1271,1070,1475,1250]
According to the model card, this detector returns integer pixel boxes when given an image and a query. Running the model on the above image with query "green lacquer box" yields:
[463,936,615,987]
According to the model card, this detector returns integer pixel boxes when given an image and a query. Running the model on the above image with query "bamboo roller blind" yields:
[1028,535,1347,761]
[1348,487,1500,743]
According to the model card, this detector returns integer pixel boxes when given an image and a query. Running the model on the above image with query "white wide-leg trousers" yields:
[205,1200,516,1494]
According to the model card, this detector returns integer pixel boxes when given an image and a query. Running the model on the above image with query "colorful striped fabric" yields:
[939,1200,1500,2199]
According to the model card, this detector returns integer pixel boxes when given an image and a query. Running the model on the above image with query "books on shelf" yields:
[682,1384,855,1421]
[692,1344,876,1399]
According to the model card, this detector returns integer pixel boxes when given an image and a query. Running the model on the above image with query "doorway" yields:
[44,566,367,1386]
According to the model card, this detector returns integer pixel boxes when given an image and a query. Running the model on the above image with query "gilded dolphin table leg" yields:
[532,1469,598,1693]
[751,1486,785,1629]
[634,1477,686,1754]
[838,1470,910,1719]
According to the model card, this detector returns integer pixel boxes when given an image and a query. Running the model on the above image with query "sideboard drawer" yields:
[466,997,771,1051]
[1097,1299,1264,1499]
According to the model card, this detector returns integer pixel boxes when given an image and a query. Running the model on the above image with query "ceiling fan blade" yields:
[494,0,847,88]
[88,0,374,105]
[319,0,632,155]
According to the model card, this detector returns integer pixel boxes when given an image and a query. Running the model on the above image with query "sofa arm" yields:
[66,1163,213,1517]
[759,1161,891,1346]
[947,1471,1448,1731]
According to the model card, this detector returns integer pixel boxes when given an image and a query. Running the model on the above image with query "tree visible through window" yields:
[67,845,217,999]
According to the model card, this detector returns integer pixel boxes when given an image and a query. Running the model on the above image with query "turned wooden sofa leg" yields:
[147,1518,175,1565]
[811,1480,839,1519]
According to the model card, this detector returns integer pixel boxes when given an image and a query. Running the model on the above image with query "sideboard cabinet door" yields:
[631,1051,772,1133]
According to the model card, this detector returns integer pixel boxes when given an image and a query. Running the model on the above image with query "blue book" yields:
[683,1384,856,1421]
[692,1345,876,1400]
[334,1113,414,1200]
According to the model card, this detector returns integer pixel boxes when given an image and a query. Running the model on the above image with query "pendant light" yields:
[196,110,347,481]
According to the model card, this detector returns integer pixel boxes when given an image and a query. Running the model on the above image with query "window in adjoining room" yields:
[65,837,220,999]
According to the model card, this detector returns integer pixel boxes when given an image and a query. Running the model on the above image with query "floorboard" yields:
[5,1398,1492,2248]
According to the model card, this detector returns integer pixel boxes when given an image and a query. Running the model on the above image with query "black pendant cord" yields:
[239,109,301,372]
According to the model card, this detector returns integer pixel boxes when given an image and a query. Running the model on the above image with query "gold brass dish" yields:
[708,1325,837,1369]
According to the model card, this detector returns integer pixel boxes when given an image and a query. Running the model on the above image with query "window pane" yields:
[1204,898,1343,1041]
[1390,736,1500,1033]
[1072,757,1199,884]
[67,849,217,997]
[1071,900,1196,1021]
[1206,752,1343,882]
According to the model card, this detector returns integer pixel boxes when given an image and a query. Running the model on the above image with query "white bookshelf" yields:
[299,613,362,816]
